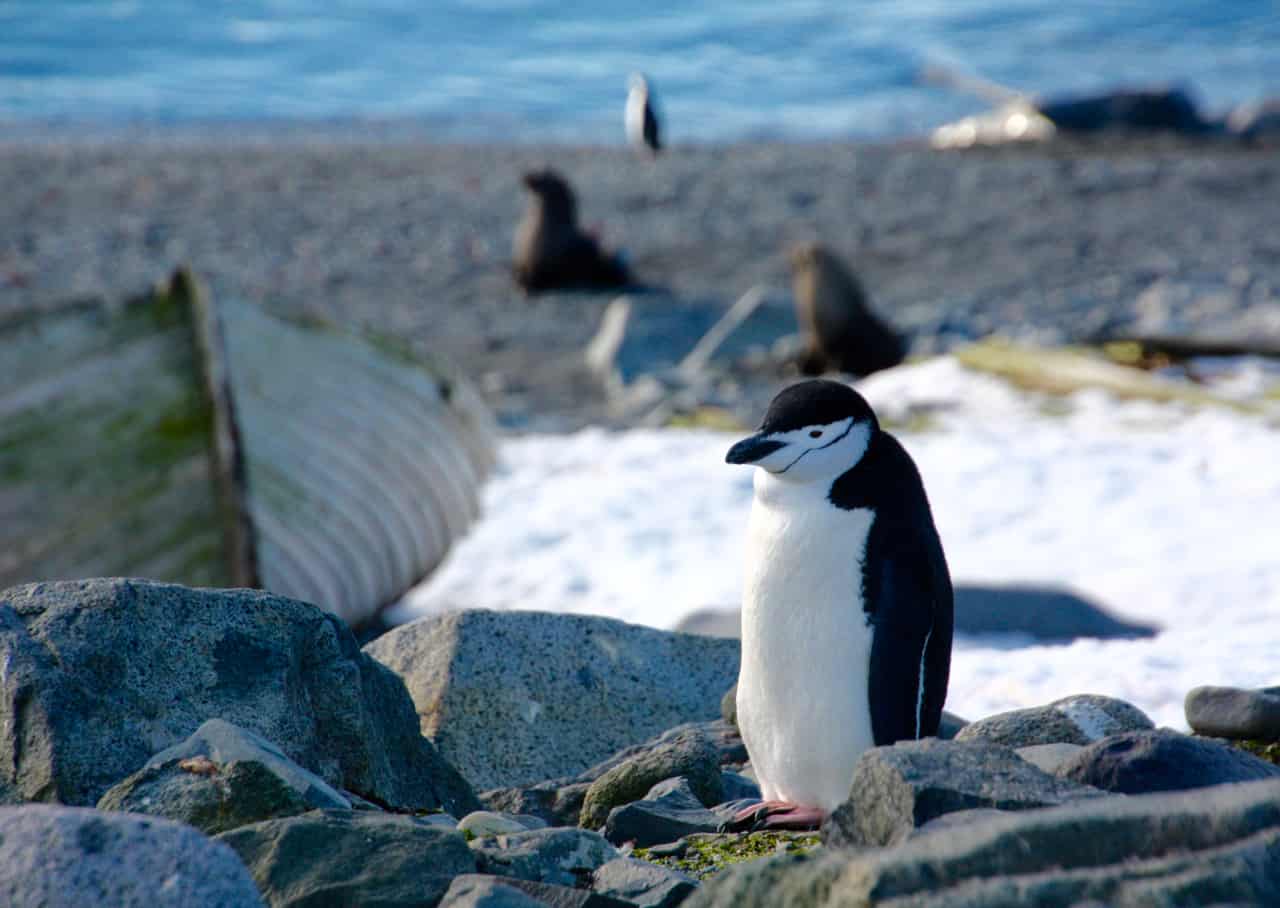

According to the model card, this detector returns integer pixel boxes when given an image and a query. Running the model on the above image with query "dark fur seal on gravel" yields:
[789,242,905,377]
[513,169,630,293]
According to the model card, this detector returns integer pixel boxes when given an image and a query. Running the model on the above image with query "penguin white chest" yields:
[737,477,876,812]
[625,92,647,145]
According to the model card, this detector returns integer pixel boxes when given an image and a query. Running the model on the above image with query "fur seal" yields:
[513,169,630,293]
[626,73,662,156]
[788,242,905,377]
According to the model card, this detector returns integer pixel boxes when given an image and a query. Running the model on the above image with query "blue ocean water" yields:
[1,1,1276,141]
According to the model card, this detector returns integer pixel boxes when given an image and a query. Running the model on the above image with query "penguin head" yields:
[628,72,650,96]
[726,380,878,483]
[521,168,578,221]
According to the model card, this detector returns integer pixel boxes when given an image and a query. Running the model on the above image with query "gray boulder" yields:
[1186,685,1280,742]
[482,781,592,829]
[0,579,479,814]
[0,804,263,907]
[719,770,761,803]
[684,779,1280,908]
[954,694,1153,748]
[365,610,739,789]
[593,856,698,907]
[442,875,633,908]
[1057,728,1280,794]
[217,808,476,907]
[482,721,744,830]
[580,726,722,829]
[823,738,1105,848]
[1015,742,1085,775]
[604,777,723,847]
[469,827,619,888]
[97,718,349,834]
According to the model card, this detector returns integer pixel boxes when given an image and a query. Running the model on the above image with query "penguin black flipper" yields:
[835,431,953,745]
[865,525,953,744]
[644,103,661,152]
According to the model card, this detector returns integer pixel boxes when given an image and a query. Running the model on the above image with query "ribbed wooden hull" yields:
[0,270,496,627]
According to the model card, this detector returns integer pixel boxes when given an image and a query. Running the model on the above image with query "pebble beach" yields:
[3,133,1278,429]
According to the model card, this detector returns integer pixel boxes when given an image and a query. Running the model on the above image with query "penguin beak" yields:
[725,433,786,465]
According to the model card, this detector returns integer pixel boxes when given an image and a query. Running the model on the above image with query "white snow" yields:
[398,356,1280,730]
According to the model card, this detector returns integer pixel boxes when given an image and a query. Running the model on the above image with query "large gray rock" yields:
[0,579,479,814]
[580,725,722,829]
[217,809,476,907]
[97,718,349,834]
[482,781,592,829]
[954,694,1154,748]
[1057,728,1280,794]
[0,804,263,907]
[593,856,698,907]
[469,827,620,888]
[1015,742,1084,775]
[441,875,633,908]
[366,610,740,789]
[603,777,723,847]
[1186,685,1280,742]
[482,721,744,830]
[685,779,1280,908]
[823,738,1105,848]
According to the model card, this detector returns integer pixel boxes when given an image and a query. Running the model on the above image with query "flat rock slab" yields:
[954,694,1154,748]
[441,875,634,908]
[97,718,349,834]
[604,777,723,847]
[217,809,476,908]
[823,738,1105,848]
[469,827,620,888]
[481,721,744,830]
[366,610,739,790]
[0,804,263,908]
[593,856,698,908]
[1185,685,1280,742]
[0,579,478,814]
[1057,728,1280,794]
[685,779,1280,908]
[580,726,722,829]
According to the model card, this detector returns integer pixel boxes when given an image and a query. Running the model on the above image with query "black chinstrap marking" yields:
[777,419,859,474]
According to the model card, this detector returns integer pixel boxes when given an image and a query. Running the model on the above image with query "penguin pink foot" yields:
[724,800,826,832]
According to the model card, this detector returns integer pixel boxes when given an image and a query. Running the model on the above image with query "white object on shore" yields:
[398,354,1280,730]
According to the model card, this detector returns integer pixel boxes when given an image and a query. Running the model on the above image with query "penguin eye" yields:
[809,430,822,438]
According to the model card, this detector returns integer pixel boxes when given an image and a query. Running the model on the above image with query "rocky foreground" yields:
[1,578,1279,906]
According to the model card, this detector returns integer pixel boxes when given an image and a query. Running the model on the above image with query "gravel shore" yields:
[2,135,1277,429]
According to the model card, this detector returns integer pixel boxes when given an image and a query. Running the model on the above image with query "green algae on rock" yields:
[633,831,821,882]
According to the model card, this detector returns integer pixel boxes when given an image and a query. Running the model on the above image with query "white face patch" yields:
[752,418,871,483]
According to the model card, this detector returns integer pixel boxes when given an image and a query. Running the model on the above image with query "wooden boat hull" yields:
[0,270,496,628]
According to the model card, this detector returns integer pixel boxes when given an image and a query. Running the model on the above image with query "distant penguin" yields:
[512,169,630,293]
[626,73,662,156]
[725,379,953,830]
[788,242,905,377]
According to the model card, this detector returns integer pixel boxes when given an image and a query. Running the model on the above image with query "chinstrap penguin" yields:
[789,242,905,377]
[725,379,953,830]
[625,72,662,156]
[512,168,630,293]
